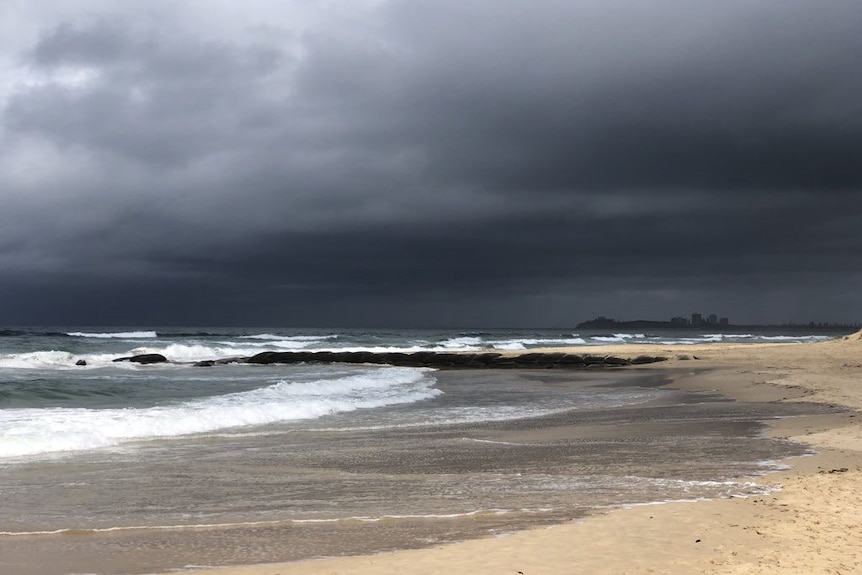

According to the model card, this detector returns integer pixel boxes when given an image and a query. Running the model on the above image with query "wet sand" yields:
[144,330,862,575]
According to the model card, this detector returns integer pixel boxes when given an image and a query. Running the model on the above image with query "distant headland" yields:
[576,314,860,332]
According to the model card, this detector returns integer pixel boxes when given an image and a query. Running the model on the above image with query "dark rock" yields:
[113,354,168,364]
[215,357,248,365]
[486,357,519,368]
[472,353,503,365]
[379,352,409,365]
[245,351,282,364]
[513,353,547,365]
[128,353,168,364]
[631,355,663,365]
[515,352,568,367]
[332,352,359,364]
[349,351,377,363]
[75,359,87,366]
[430,353,462,363]
[194,360,215,367]
[237,350,656,370]
[558,354,586,365]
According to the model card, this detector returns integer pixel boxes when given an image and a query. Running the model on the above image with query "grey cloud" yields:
[30,18,135,66]
[0,0,860,326]
[9,20,287,167]
[376,1,862,193]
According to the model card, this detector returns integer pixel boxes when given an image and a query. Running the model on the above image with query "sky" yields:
[1,0,860,328]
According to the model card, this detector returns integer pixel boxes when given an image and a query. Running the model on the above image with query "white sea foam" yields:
[590,333,647,343]
[0,508,515,537]
[127,343,263,362]
[302,345,465,354]
[489,337,587,350]
[650,334,833,345]
[758,335,831,342]
[215,339,330,351]
[0,330,840,372]
[0,367,440,459]
[67,331,158,339]
[0,351,158,370]
[439,336,484,349]
[239,334,339,341]
[492,342,527,350]
[312,387,662,433]
[132,341,486,360]
[0,351,78,369]
[461,438,523,446]
[0,345,257,369]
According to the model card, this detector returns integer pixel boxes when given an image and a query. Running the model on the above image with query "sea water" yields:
[0,327,845,574]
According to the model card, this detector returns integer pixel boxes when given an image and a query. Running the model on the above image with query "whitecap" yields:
[67,331,158,339]
[0,367,440,459]
[239,334,339,341]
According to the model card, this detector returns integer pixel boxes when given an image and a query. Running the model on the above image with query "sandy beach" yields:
[152,331,862,575]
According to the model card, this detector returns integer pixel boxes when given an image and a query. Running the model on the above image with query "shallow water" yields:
[0,368,840,575]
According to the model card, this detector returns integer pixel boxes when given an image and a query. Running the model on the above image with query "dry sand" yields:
[149,331,862,575]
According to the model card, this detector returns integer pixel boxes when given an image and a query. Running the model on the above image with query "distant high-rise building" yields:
[691,313,703,326]
[670,316,689,326]
[708,314,718,325]
[719,317,729,327]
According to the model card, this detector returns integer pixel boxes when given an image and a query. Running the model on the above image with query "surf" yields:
[0,365,439,460]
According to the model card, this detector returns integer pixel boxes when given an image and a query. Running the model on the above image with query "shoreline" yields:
[147,333,862,575]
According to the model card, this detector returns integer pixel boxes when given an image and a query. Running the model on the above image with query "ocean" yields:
[0,327,844,574]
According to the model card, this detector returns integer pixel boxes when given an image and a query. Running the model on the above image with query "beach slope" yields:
[150,332,862,575]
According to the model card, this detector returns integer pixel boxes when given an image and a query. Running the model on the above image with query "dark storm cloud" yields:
[1,0,861,326]
[9,19,286,166]
[379,0,862,191]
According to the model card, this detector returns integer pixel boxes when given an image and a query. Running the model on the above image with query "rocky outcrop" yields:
[108,351,668,369]
[241,351,667,369]
[113,353,169,364]
[193,357,246,367]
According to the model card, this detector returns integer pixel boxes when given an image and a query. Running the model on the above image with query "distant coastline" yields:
[576,316,860,332]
